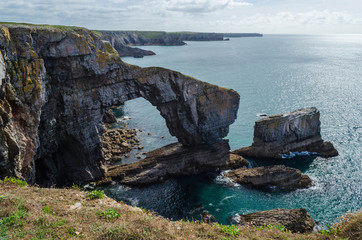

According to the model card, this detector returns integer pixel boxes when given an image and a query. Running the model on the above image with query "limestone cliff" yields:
[0,24,240,186]
[234,108,338,158]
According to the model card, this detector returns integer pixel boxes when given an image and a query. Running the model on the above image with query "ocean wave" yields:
[281,151,318,158]
[215,171,240,187]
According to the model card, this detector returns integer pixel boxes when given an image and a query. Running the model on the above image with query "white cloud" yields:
[165,0,230,13]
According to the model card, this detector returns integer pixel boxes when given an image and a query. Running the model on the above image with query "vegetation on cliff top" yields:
[0,22,85,31]
[1,179,360,239]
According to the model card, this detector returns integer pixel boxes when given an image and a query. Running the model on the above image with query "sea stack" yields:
[234,107,338,158]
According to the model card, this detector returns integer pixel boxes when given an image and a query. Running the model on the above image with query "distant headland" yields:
[96,30,263,58]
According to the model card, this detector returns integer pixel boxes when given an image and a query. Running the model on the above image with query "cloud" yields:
[164,0,252,13]
[165,0,230,13]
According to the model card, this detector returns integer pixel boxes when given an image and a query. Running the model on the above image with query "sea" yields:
[102,34,362,226]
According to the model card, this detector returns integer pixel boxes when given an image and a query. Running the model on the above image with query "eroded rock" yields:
[234,108,338,158]
[0,24,239,185]
[225,165,312,190]
[230,208,315,233]
[102,140,231,186]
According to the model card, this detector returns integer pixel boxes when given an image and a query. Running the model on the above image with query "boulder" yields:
[220,153,249,170]
[225,165,312,189]
[234,108,338,158]
[230,208,315,233]
[102,109,117,124]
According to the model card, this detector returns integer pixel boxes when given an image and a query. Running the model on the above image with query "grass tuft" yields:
[97,209,121,222]
[0,177,27,187]
[87,190,104,200]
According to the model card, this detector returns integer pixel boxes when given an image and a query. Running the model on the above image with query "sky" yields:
[1,0,362,34]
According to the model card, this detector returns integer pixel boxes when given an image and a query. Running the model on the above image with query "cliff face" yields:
[234,108,338,158]
[0,24,240,185]
[98,31,184,58]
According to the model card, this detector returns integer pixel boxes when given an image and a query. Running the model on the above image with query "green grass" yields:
[254,224,291,233]
[97,209,121,222]
[87,190,104,200]
[0,200,28,239]
[42,206,52,214]
[214,223,240,237]
[0,177,27,187]
[0,22,84,31]
[319,224,341,235]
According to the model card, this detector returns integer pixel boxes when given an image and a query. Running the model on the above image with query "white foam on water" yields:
[281,151,318,158]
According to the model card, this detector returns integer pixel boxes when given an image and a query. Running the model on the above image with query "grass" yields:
[0,179,360,239]
[0,22,85,31]
[0,177,27,187]
[214,224,240,236]
[254,224,291,233]
[97,209,121,221]
[87,190,105,200]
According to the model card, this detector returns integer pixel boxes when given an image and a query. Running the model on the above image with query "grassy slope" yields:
[1,181,360,240]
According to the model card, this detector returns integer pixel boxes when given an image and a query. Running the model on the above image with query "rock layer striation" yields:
[0,24,239,185]
[234,108,338,158]
[102,140,231,186]
[225,165,312,190]
[230,208,315,233]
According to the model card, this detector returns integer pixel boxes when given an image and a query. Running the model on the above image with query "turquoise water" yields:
[104,35,362,226]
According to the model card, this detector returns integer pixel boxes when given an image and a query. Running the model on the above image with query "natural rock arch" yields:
[0,25,240,185]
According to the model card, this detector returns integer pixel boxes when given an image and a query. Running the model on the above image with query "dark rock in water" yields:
[102,109,117,124]
[0,24,239,185]
[201,211,216,223]
[234,107,338,158]
[220,153,249,170]
[230,208,315,233]
[225,165,312,190]
[103,140,231,186]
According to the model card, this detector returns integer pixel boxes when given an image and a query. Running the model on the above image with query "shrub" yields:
[87,190,104,200]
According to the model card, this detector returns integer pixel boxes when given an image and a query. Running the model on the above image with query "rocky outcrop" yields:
[229,208,315,233]
[234,108,338,158]
[102,109,117,124]
[98,31,184,58]
[0,24,239,185]
[220,153,249,170]
[101,140,231,186]
[225,165,311,190]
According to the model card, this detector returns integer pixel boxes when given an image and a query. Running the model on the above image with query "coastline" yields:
[1,23,360,238]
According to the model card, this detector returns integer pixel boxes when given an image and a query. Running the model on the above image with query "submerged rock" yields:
[225,165,312,190]
[0,24,239,185]
[234,107,338,158]
[230,208,315,233]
